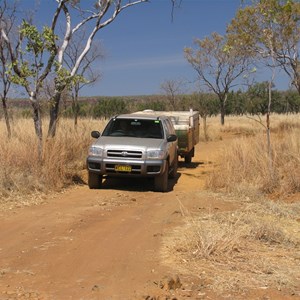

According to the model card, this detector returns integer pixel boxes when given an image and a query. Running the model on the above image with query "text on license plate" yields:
[115,165,132,172]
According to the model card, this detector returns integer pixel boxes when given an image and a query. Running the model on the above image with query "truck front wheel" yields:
[169,155,178,179]
[88,172,103,189]
[154,164,169,192]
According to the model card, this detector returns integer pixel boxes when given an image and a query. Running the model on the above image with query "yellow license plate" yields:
[115,165,132,172]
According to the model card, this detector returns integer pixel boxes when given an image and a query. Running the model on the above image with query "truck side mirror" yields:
[167,134,177,142]
[91,131,101,139]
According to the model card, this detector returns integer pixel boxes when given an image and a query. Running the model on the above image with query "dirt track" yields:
[0,139,297,300]
[0,139,224,299]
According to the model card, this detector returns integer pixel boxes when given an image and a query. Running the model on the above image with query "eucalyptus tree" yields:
[47,0,150,137]
[64,31,104,127]
[1,0,182,141]
[227,0,300,94]
[0,0,17,138]
[48,0,183,136]
[160,79,185,110]
[184,32,252,125]
[1,14,58,153]
[226,0,300,171]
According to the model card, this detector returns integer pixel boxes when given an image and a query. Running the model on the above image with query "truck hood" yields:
[93,136,165,151]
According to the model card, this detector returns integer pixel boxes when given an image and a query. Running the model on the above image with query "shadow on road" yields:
[178,160,206,169]
[100,173,182,193]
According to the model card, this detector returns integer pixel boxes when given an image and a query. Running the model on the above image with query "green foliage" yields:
[182,93,219,117]
[245,82,271,115]
[226,90,247,115]
[136,100,167,111]
[7,21,57,90]
[54,62,87,91]
[280,90,300,113]
[92,98,129,118]
[7,62,32,86]
[20,21,57,54]
[227,0,300,93]
[20,21,43,54]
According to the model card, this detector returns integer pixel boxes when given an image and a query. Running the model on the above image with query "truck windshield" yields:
[102,119,164,139]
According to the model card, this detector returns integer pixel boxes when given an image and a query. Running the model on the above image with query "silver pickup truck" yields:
[86,113,178,192]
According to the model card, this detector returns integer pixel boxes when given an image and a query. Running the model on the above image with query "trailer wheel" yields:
[184,147,194,164]
[184,155,191,164]
[154,164,169,192]
[88,172,102,189]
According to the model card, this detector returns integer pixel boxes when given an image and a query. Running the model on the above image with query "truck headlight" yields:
[146,150,165,159]
[89,146,103,157]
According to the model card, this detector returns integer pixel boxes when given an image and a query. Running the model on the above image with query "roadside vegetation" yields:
[0,118,106,208]
[1,97,299,201]
[0,111,299,201]
[207,115,300,197]
[161,113,300,297]
[163,196,300,295]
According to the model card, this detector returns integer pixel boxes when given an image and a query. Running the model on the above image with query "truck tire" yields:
[169,155,178,179]
[88,172,102,189]
[154,163,169,192]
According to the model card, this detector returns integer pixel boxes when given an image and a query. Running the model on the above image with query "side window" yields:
[167,119,175,134]
[163,119,174,137]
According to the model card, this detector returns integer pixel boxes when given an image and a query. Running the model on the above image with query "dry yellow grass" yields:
[199,115,263,141]
[162,195,300,296]
[0,117,106,205]
[206,114,300,197]
[202,114,300,140]
[1,113,298,203]
[161,113,300,296]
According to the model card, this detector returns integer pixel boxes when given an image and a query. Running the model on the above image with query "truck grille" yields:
[107,150,142,159]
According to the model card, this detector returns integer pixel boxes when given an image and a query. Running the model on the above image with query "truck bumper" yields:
[87,157,167,177]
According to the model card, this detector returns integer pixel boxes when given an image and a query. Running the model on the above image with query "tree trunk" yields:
[220,101,225,126]
[267,80,273,173]
[74,101,79,128]
[1,96,12,138]
[48,91,61,138]
[30,97,43,159]
[219,93,228,126]
[202,115,208,141]
[72,87,80,128]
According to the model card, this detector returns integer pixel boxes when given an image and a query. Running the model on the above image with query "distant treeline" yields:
[4,85,300,120]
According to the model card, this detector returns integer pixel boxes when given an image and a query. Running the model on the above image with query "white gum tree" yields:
[0,0,182,141]
[48,0,149,137]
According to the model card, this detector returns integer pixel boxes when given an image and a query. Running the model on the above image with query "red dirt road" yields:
[0,138,298,300]
[0,141,223,300]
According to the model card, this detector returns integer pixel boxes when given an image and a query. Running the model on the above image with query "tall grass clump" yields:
[0,117,106,201]
[207,122,300,196]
